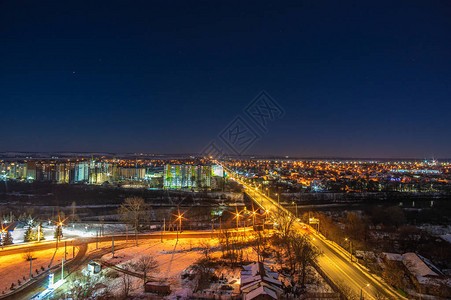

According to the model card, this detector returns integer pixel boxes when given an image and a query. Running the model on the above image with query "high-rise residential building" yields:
[0,162,27,180]
[163,164,211,189]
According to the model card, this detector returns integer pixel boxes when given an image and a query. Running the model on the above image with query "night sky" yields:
[1,1,450,158]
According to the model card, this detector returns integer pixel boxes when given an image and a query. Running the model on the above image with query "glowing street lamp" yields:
[360,283,370,299]
[0,223,10,249]
[53,214,68,245]
[232,207,243,232]
[172,207,186,241]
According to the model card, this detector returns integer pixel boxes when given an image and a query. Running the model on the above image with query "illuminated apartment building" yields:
[163,164,211,189]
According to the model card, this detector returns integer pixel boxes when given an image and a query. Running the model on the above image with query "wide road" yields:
[226,170,404,300]
[0,231,219,257]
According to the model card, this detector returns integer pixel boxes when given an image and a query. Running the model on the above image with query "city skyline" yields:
[1,1,450,157]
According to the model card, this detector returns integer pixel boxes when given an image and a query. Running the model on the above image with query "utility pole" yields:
[135,222,138,246]
[345,238,353,262]
[350,241,353,262]
[37,223,41,242]
[61,257,64,280]
[112,236,115,258]
[292,202,298,218]
[64,241,67,261]
[179,214,182,234]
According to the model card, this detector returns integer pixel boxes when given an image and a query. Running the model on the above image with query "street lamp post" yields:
[53,214,68,248]
[174,207,186,242]
[292,201,298,218]
[0,224,8,249]
[360,283,370,299]
[345,238,353,262]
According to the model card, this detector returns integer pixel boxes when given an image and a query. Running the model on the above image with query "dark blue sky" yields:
[1,1,450,158]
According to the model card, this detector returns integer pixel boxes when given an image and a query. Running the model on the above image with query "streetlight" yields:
[345,238,353,262]
[0,223,10,249]
[233,207,242,234]
[360,283,370,299]
[173,207,186,241]
[292,201,298,218]
[53,214,68,246]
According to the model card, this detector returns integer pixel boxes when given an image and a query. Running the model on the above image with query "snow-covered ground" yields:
[10,223,128,245]
[0,247,67,295]
[84,238,332,298]
[99,238,223,297]
[419,224,451,236]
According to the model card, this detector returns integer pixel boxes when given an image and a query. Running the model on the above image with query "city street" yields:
[228,170,405,300]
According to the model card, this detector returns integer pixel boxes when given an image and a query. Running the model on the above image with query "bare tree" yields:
[336,280,359,300]
[66,271,95,300]
[22,250,36,261]
[122,274,132,298]
[344,212,366,241]
[121,264,132,298]
[275,214,295,241]
[219,228,231,256]
[192,258,215,291]
[199,240,212,260]
[132,255,159,286]
[382,260,405,289]
[219,228,239,265]
[118,197,146,245]
[289,233,321,286]
[251,230,271,263]
[374,291,389,300]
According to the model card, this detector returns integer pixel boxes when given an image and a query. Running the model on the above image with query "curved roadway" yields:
[226,169,404,300]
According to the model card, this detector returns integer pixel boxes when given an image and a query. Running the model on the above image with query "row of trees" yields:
[217,213,321,288]
[272,215,321,287]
